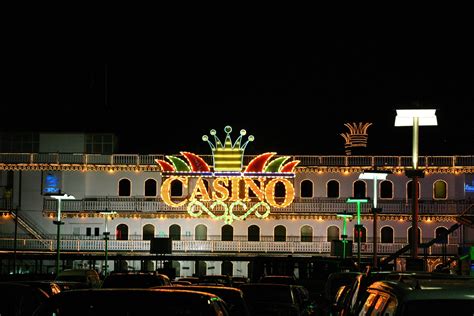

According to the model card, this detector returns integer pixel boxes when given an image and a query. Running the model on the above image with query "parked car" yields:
[13,280,62,296]
[240,283,314,316]
[55,269,101,289]
[0,282,50,316]
[33,288,230,315]
[337,270,474,316]
[101,272,171,288]
[199,274,233,287]
[359,278,474,315]
[159,285,250,316]
[259,275,298,285]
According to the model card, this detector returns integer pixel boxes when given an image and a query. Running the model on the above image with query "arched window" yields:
[381,226,394,243]
[169,224,181,241]
[248,225,260,241]
[118,179,131,196]
[407,180,421,199]
[380,180,393,199]
[301,225,313,242]
[353,180,366,199]
[142,224,155,240]
[408,227,421,244]
[275,182,286,198]
[222,225,233,241]
[300,180,313,198]
[171,179,183,197]
[144,179,157,197]
[327,226,339,242]
[435,227,449,244]
[116,224,129,240]
[195,224,207,241]
[433,180,447,199]
[274,225,286,242]
[327,180,340,198]
[222,261,233,276]
[353,226,366,243]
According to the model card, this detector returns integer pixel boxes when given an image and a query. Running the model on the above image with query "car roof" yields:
[369,278,474,301]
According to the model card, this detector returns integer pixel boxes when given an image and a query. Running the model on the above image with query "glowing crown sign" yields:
[202,126,254,171]
[155,126,300,224]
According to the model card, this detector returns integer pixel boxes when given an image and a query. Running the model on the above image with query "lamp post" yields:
[51,193,75,275]
[346,198,369,269]
[337,212,353,259]
[359,170,391,268]
[395,109,437,258]
[100,211,117,277]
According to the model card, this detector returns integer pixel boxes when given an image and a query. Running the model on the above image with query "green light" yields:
[346,198,368,225]
[470,246,474,260]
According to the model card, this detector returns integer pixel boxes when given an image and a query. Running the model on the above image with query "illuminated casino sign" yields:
[156,126,299,224]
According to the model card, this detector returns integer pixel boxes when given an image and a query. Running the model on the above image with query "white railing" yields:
[43,198,470,216]
[0,237,459,256]
[0,153,472,167]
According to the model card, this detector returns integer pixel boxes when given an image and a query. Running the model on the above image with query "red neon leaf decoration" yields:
[181,152,211,172]
[280,160,300,173]
[244,152,276,172]
[155,159,175,172]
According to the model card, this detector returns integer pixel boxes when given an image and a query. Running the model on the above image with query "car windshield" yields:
[402,300,474,315]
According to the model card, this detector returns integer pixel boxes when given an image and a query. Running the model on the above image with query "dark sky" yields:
[1,34,473,156]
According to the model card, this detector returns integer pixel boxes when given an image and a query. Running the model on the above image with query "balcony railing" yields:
[43,197,471,216]
[0,153,473,168]
[0,234,459,256]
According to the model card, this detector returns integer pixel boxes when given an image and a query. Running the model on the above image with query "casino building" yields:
[0,126,473,278]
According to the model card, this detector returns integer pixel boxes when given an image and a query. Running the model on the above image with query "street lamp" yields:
[359,170,391,268]
[51,193,75,275]
[346,197,369,270]
[100,211,117,277]
[337,211,353,260]
[395,109,437,258]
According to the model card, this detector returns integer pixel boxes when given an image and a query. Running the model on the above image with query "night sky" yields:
[1,34,473,156]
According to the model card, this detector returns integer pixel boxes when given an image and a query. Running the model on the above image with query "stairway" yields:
[380,204,474,266]
[10,209,50,248]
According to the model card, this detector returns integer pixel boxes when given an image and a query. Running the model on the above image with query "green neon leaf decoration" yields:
[264,156,290,172]
[166,156,191,172]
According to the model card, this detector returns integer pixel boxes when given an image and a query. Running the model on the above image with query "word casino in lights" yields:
[157,126,299,224]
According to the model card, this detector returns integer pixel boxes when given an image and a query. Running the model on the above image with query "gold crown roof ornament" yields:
[340,122,372,155]
[202,126,254,172]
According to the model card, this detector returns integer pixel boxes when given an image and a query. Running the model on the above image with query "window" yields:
[170,179,183,197]
[144,179,157,197]
[327,226,339,242]
[354,226,366,243]
[435,227,449,244]
[86,227,92,236]
[433,180,447,199]
[353,180,366,198]
[406,180,420,199]
[85,133,116,154]
[300,180,313,198]
[274,181,286,198]
[248,225,260,241]
[169,224,181,241]
[301,225,313,242]
[380,180,393,199]
[274,225,286,242]
[195,224,207,241]
[143,224,155,240]
[381,226,394,243]
[407,227,421,244]
[327,180,340,198]
[94,227,100,236]
[116,224,129,240]
[118,179,131,196]
[221,225,233,241]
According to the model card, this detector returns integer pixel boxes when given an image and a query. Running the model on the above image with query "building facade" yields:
[0,130,473,278]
